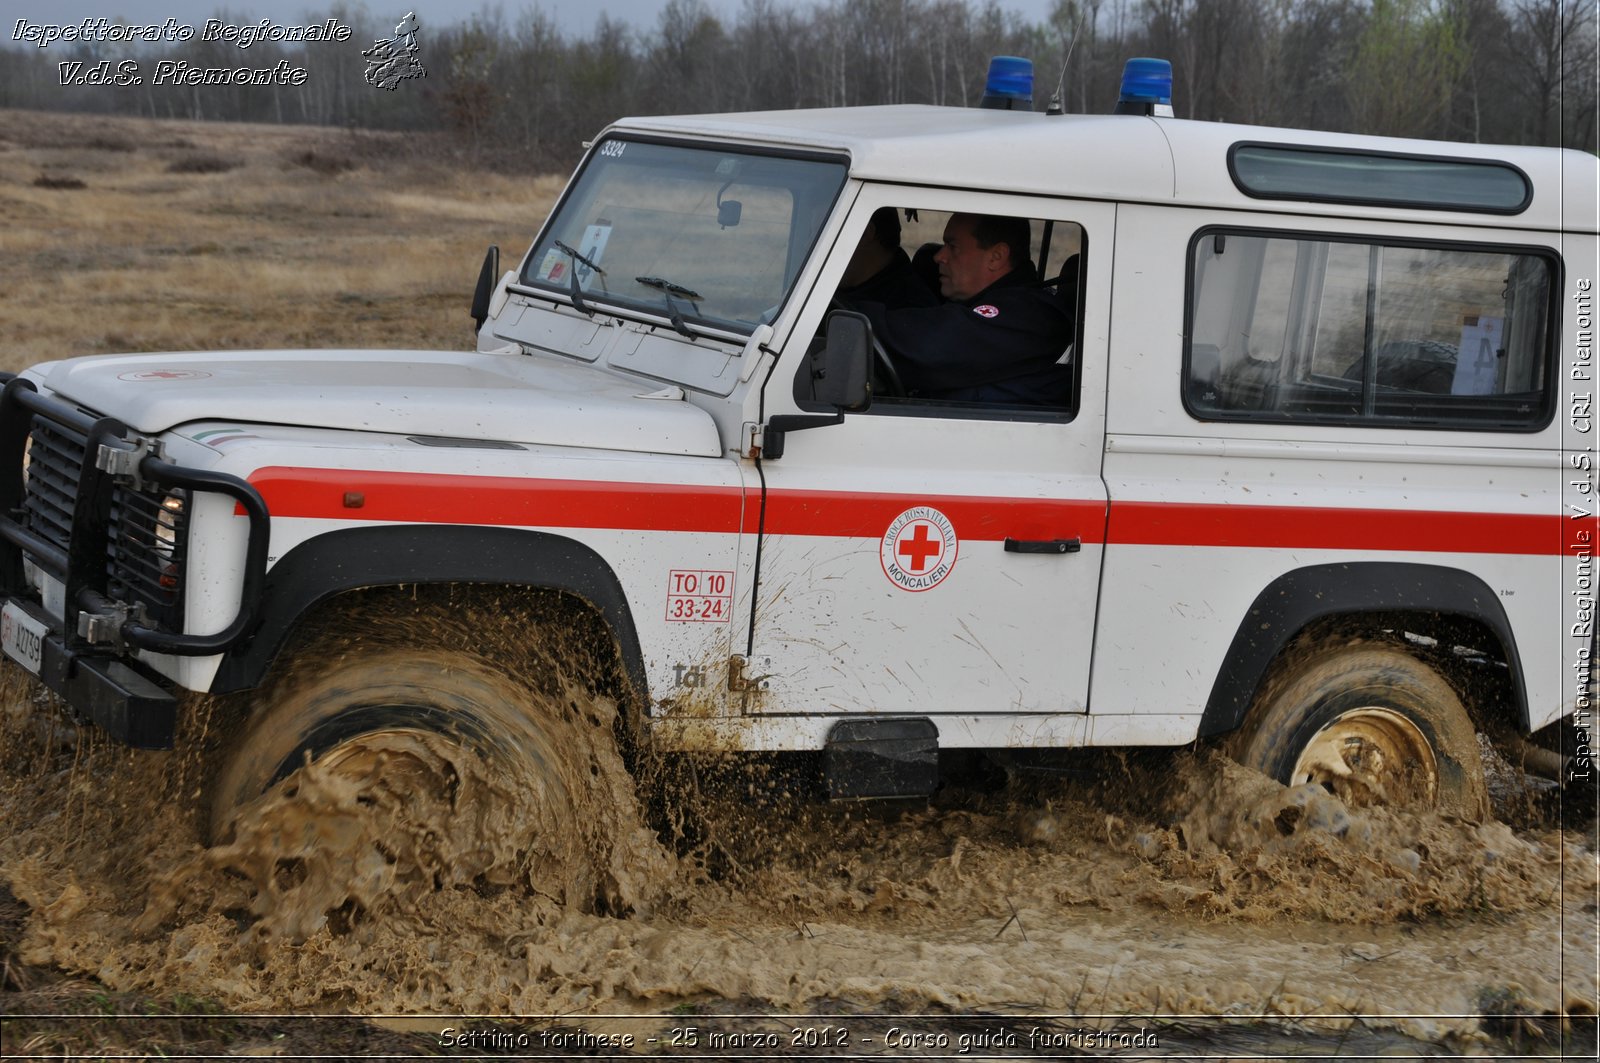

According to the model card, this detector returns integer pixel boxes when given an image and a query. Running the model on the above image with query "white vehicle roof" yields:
[611,105,1597,234]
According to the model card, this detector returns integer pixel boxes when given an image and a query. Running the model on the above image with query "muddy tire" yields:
[1227,644,1488,819]
[209,647,655,934]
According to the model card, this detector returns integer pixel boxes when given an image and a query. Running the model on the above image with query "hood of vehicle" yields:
[29,349,724,458]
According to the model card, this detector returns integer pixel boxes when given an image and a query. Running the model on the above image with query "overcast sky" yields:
[7,1,1062,42]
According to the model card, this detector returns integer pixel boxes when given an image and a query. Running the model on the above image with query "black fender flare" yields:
[1197,561,1526,738]
[210,524,649,701]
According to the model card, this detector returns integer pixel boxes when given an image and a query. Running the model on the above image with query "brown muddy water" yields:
[0,660,1595,1059]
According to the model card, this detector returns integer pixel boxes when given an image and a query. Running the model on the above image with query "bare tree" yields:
[1346,0,1471,137]
[1507,0,1599,147]
[648,0,730,113]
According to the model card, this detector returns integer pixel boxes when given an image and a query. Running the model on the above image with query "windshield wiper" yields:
[635,276,704,339]
[554,240,606,317]
[635,276,702,301]
[556,240,606,277]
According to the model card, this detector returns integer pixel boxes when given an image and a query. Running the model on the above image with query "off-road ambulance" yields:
[2,61,1594,853]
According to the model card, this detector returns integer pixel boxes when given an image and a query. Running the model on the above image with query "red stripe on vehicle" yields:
[249,468,1107,542]
[760,489,1107,541]
[1108,500,1575,555]
[248,467,745,533]
[247,467,1583,555]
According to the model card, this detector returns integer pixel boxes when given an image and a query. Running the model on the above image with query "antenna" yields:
[1046,11,1087,116]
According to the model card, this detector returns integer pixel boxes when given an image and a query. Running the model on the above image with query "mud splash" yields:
[139,661,671,944]
[1,666,1594,1046]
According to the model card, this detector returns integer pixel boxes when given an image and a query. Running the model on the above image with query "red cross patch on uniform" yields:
[973,304,1000,318]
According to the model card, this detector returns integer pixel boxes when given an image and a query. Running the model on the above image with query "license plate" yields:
[1,601,47,674]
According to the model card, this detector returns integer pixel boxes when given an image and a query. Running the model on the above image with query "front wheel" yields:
[1227,644,1488,819]
[208,647,664,938]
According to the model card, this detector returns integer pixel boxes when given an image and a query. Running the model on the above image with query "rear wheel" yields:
[1228,644,1488,819]
[210,647,658,938]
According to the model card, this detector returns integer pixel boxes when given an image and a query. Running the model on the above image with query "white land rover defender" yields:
[2,61,1594,859]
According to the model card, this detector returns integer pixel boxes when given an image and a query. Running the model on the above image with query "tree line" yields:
[1,0,1593,170]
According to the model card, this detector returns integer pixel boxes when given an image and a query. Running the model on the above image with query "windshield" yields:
[522,138,848,334]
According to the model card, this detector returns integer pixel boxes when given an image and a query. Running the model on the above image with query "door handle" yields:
[1003,537,1081,554]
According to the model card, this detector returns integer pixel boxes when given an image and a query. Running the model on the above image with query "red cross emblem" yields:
[973,304,999,318]
[881,507,959,592]
[896,522,942,573]
[118,369,212,381]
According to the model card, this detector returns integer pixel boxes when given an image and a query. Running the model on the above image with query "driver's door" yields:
[748,189,1114,729]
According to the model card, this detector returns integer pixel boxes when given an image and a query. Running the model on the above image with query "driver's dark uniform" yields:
[855,263,1072,406]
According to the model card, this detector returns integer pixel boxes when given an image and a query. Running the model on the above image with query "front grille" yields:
[21,414,188,631]
[22,418,87,553]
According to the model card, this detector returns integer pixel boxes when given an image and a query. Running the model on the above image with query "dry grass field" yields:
[0,109,565,373]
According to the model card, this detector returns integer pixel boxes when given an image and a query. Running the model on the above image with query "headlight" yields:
[154,490,186,554]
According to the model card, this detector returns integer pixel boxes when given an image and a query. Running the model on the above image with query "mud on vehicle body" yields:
[0,61,1593,881]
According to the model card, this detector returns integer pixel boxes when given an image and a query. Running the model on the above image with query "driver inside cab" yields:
[840,212,1073,407]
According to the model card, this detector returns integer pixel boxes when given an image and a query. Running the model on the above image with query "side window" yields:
[1186,229,1555,430]
[829,207,1085,419]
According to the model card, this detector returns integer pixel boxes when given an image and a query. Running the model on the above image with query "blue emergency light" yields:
[1115,57,1173,116]
[979,56,1033,110]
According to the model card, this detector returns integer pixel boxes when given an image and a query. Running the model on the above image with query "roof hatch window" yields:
[1229,143,1531,214]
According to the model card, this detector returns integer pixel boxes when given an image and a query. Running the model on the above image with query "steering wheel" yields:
[870,328,905,397]
[831,298,904,397]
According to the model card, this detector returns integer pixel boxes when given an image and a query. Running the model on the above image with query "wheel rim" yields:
[1290,707,1438,808]
[312,728,460,799]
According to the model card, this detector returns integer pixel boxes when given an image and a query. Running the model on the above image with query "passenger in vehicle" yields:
[850,213,1073,406]
[837,207,938,309]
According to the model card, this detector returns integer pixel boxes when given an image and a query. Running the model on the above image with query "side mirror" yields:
[717,200,742,228]
[470,244,500,333]
[812,310,872,410]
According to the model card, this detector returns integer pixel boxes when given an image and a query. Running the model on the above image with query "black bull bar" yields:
[0,374,270,747]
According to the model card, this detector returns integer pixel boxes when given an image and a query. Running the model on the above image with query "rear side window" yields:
[1185,229,1556,431]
